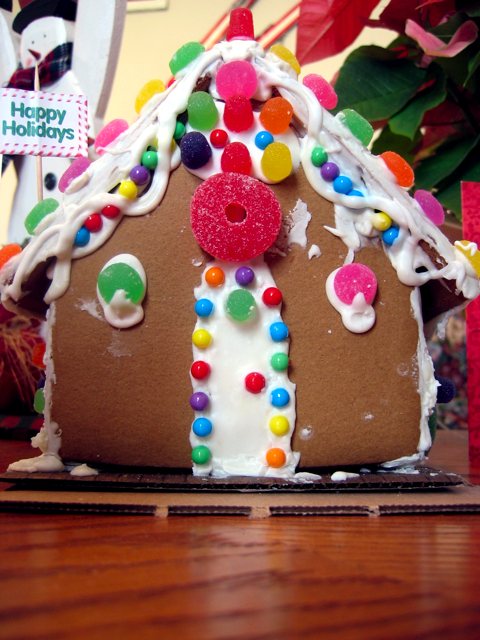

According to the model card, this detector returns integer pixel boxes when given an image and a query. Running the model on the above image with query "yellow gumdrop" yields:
[455,240,480,277]
[118,179,138,200]
[261,142,293,183]
[269,415,290,436]
[371,212,392,231]
[135,79,166,114]
[192,329,212,349]
[269,44,301,75]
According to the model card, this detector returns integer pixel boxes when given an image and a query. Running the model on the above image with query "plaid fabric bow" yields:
[7,42,73,90]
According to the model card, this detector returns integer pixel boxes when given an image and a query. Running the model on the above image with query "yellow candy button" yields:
[371,212,392,231]
[192,329,212,349]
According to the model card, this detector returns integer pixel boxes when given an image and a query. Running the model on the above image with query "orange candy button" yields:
[205,266,225,287]
[0,243,22,270]
[266,447,287,468]
[380,151,414,189]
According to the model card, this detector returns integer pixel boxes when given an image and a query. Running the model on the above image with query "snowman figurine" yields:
[1,0,126,243]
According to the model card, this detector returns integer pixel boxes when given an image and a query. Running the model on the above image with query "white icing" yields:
[69,463,99,477]
[326,268,376,333]
[331,471,360,482]
[308,244,321,259]
[190,257,299,477]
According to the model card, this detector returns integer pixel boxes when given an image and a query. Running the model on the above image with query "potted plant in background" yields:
[296,0,479,224]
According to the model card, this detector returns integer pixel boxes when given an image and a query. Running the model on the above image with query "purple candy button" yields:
[190,391,209,411]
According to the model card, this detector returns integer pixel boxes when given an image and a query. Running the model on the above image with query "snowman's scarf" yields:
[7,42,73,90]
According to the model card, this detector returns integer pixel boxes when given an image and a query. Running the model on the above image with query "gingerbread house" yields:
[1,9,479,478]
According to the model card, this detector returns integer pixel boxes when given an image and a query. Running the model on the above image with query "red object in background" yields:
[462,182,480,463]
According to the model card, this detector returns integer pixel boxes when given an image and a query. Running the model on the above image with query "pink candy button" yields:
[414,190,445,226]
[94,119,129,155]
[58,157,91,193]
[333,263,377,305]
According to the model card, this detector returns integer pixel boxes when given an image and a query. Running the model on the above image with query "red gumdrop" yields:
[221,142,252,175]
[226,8,254,41]
[333,263,377,305]
[191,172,282,262]
[223,95,254,132]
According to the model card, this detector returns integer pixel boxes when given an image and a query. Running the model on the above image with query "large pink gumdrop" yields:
[94,119,129,154]
[191,173,282,262]
[58,156,91,193]
[303,74,338,110]
[216,60,258,100]
[414,190,445,226]
[334,263,377,305]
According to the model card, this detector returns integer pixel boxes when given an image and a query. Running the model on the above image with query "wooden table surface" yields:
[0,431,479,640]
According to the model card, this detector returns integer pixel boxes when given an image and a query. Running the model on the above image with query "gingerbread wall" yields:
[51,165,421,469]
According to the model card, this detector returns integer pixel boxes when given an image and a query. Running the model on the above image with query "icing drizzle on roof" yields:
[1,37,479,308]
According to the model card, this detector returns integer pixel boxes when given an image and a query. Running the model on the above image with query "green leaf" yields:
[389,65,447,140]
[414,136,479,190]
[334,46,427,120]
[455,1,480,18]
[371,125,420,164]
[435,143,480,220]
[465,49,480,88]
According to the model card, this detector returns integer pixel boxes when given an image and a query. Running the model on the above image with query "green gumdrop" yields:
[311,146,328,167]
[271,352,289,372]
[187,92,218,131]
[33,388,45,414]
[338,109,374,147]
[97,263,145,304]
[169,41,205,76]
[226,289,257,323]
[24,198,59,235]
[192,445,211,465]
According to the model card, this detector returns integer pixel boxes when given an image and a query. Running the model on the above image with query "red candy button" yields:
[191,173,282,262]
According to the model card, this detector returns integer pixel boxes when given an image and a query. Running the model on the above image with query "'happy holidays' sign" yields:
[0,88,88,158]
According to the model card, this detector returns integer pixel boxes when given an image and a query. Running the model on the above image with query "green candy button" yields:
[271,352,289,371]
[192,445,211,465]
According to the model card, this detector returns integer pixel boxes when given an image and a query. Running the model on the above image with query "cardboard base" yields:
[0,485,479,518]
[1,465,479,517]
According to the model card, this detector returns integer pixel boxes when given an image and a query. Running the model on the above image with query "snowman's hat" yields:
[12,0,77,34]
[0,1,12,11]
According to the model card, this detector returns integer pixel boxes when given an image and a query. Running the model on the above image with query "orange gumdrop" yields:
[380,151,414,189]
[266,447,287,468]
[205,266,225,287]
[259,97,293,134]
[0,243,22,270]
